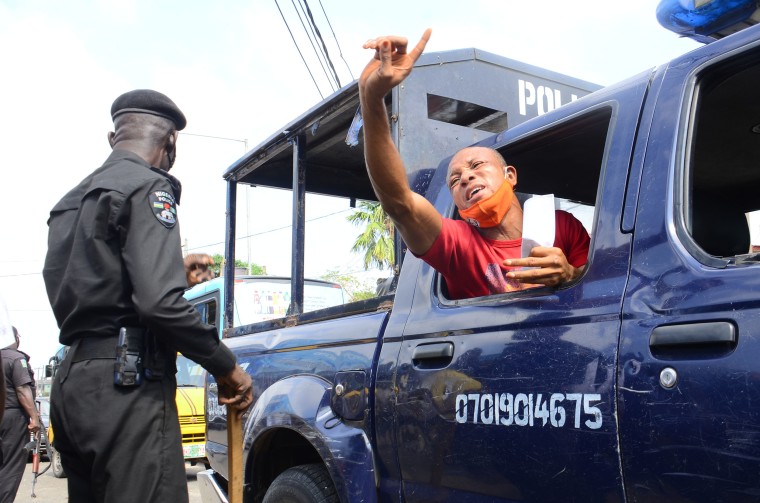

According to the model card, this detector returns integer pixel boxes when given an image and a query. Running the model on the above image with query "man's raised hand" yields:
[359,29,432,101]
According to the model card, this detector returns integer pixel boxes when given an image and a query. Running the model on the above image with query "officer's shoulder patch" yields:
[149,190,177,228]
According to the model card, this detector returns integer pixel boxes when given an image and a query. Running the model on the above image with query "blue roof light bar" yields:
[657,0,760,43]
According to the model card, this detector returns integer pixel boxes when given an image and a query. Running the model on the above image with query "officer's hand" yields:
[28,416,40,434]
[184,253,215,287]
[216,364,253,413]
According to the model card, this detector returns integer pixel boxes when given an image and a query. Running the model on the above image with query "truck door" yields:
[618,28,760,501]
[391,80,648,501]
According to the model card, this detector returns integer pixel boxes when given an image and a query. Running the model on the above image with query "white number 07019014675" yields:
[454,392,603,430]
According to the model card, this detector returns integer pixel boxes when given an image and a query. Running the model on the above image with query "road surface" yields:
[14,460,205,502]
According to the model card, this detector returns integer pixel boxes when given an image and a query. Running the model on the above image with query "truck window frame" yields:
[190,292,220,329]
[433,104,615,305]
[675,43,760,267]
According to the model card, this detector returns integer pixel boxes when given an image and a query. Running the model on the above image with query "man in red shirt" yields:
[359,30,589,299]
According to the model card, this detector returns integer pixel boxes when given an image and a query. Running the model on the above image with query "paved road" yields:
[14,460,205,502]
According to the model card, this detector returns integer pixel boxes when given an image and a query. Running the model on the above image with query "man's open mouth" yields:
[467,186,484,201]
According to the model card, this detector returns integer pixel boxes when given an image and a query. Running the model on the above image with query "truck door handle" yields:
[413,342,454,360]
[649,322,737,357]
[412,342,454,368]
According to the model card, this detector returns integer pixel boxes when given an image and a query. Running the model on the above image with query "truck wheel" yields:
[262,463,338,503]
[50,446,66,479]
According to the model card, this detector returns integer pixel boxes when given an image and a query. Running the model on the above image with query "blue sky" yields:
[0,0,702,367]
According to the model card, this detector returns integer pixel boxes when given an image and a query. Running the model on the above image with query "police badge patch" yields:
[149,190,177,228]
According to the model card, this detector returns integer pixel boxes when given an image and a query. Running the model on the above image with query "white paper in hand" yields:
[521,194,555,259]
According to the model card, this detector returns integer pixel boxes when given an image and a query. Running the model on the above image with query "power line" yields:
[2,204,360,280]
[274,0,324,99]
[0,208,357,276]
[292,0,337,92]
[301,0,341,89]
[0,272,42,278]
[187,207,354,252]
[317,0,354,81]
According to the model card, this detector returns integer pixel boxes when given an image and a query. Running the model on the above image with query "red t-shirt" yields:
[419,210,590,299]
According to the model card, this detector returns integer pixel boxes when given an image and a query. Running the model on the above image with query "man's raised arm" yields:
[359,29,442,256]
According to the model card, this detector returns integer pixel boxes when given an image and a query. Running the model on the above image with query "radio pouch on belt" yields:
[114,327,144,387]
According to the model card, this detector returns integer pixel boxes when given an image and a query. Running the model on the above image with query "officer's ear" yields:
[107,131,116,148]
[162,131,179,171]
[166,131,178,153]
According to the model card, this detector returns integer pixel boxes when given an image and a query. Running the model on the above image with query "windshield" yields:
[176,354,206,387]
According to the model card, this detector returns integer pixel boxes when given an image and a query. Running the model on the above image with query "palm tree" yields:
[347,201,394,270]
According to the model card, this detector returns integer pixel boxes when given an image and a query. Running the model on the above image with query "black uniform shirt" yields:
[43,149,235,377]
[2,348,33,409]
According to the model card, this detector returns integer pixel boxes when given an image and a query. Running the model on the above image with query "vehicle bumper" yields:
[198,469,228,503]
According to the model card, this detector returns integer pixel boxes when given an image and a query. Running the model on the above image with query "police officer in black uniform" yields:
[42,89,252,503]
[0,327,39,503]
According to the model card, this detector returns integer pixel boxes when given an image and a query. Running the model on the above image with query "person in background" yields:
[184,253,215,287]
[0,296,14,425]
[0,327,39,503]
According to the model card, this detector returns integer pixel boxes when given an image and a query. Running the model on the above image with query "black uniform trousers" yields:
[0,408,30,503]
[51,357,188,503]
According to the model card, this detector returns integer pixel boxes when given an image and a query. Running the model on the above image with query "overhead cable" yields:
[291,0,337,92]
[317,0,354,81]
[301,0,342,88]
[273,0,324,99]
[187,207,353,252]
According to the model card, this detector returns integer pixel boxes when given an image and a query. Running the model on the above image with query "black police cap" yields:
[111,89,187,130]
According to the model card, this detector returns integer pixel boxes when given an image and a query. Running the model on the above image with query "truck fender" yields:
[243,374,377,503]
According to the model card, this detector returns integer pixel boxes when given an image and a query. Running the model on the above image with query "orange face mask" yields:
[458,176,515,228]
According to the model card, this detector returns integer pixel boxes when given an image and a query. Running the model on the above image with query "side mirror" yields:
[46,356,60,378]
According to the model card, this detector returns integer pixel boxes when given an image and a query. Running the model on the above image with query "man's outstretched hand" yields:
[359,29,432,102]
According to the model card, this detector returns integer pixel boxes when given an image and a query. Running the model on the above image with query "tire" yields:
[50,445,66,479]
[262,463,338,503]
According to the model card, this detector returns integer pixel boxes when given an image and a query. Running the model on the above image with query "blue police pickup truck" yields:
[199,3,760,502]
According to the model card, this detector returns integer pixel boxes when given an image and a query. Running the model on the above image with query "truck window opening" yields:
[427,93,509,133]
[438,106,611,301]
[685,46,760,261]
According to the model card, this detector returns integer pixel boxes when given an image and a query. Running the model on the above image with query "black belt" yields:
[70,336,118,362]
[57,336,118,384]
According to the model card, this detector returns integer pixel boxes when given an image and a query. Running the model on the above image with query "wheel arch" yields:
[243,375,377,503]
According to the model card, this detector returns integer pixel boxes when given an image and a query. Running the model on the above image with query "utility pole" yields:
[179,132,249,268]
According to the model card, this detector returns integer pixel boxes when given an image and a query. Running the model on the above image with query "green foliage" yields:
[210,253,266,277]
[351,290,376,301]
[321,268,377,302]
[347,201,394,271]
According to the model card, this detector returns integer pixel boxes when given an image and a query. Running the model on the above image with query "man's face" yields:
[447,147,511,210]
